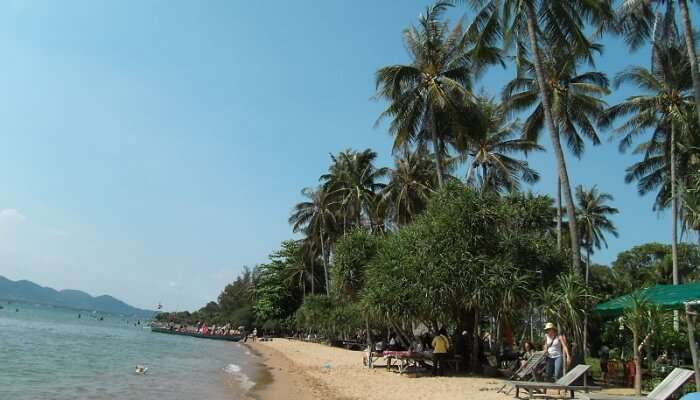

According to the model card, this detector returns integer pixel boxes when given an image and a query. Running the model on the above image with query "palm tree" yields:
[454,97,543,193]
[616,0,700,131]
[375,1,502,188]
[464,0,614,275]
[289,187,337,295]
[575,185,619,285]
[321,149,387,232]
[601,32,694,287]
[381,145,437,226]
[502,42,610,249]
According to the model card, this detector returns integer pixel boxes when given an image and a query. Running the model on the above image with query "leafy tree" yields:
[321,149,387,232]
[253,241,305,323]
[454,97,543,193]
[464,0,614,275]
[575,185,619,285]
[331,229,380,299]
[381,145,437,226]
[503,41,609,249]
[602,29,694,286]
[289,187,337,294]
[616,0,700,130]
[375,1,502,188]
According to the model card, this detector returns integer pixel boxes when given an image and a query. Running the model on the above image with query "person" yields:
[519,340,535,368]
[252,328,258,342]
[543,322,570,381]
[432,328,450,376]
[599,344,610,384]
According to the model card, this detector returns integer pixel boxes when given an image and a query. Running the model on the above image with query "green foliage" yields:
[611,242,700,294]
[362,183,565,328]
[331,229,380,299]
[253,241,304,323]
[295,295,364,340]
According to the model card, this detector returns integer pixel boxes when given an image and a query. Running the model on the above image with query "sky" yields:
[0,1,694,311]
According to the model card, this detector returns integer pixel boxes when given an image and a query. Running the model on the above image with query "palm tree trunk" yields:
[557,176,562,250]
[678,0,700,126]
[584,247,591,359]
[525,3,582,274]
[672,124,680,331]
[320,230,330,296]
[431,108,445,188]
[633,330,642,395]
[672,123,679,286]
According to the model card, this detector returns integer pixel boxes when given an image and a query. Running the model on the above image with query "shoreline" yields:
[246,340,341,400]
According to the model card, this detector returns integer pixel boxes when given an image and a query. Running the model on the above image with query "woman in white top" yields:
[543,322,571,380]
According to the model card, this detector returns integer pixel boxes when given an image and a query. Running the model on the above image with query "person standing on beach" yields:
[432,328,450,376]
[543,323,570,380]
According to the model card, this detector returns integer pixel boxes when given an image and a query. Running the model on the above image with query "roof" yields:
[595,282,700,317]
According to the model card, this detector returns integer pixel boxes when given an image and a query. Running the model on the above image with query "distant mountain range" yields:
[0,276,153,317]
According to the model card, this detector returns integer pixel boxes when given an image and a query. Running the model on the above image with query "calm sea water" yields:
[0,303,261,400]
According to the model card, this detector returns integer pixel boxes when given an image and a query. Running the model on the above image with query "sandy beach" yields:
[248,339,514,400]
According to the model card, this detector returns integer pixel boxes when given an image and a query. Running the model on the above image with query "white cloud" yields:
[168,281,178,288]
[0,209,26,225]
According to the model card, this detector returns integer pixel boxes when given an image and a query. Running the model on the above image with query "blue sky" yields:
[0,1,693,310]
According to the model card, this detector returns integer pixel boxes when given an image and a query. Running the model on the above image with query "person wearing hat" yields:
[543,322,570,380]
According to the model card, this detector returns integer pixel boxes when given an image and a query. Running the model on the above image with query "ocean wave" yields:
[223,363,255,391]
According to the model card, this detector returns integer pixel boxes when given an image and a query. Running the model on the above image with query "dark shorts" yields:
[600,359,608,373]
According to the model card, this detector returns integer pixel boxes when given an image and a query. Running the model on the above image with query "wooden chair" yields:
[497,351,547,394]
[578,368,695,400]
[509,364,601,399]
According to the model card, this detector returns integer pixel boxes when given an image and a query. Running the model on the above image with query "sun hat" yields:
[543,322,557,332]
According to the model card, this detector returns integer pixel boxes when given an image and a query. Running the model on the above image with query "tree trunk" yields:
[471,308,481,372]
[633,330,642,395]
[524,3,582,274]
[671,123,679,286]
[686,304,700,388]
[557,176,562,250]
[320,230,330,296]
[584,247,591,359]
[678,0,700,126]
[310,260,315,295]
[431,108,445,189]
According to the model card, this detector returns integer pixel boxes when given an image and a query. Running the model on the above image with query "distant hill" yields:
[0,276,153,317]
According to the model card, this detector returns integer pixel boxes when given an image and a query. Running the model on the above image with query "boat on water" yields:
[150,327,242,342]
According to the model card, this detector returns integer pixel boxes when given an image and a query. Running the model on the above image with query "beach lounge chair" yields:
[578,368,694,400]
[498,351,547,394]
[509,364,601,399]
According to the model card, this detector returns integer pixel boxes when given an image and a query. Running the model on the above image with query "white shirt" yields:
[546,335,562,358]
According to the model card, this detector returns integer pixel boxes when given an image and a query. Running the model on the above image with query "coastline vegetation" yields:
[157,0,700,390]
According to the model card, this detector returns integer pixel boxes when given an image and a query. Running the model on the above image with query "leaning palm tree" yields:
[289,187,337,295]
[503,41,610,249]
[463,0,614,275]
[454,97,543,193]
[381,145,437,226]
[616,0,700,130]
[375,1,502,188]
[575,185,619,284]
[601,31,694,287]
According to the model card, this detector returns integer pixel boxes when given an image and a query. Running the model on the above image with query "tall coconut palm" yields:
[454,97,544,193]
[575,185,619,284]
[289,187,337,295]
[616,0,700,132]
[321,149,387,232]
[601,32,694,287]
[464,0,614,275]
[375,1,502,188]
[381,145,437,226]
[503,42,610,249]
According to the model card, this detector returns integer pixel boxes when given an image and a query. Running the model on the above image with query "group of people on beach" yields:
[166,321,241,337]
[371,322,571,380]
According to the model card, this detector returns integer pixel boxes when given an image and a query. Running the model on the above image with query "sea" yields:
[0,302,264,400]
